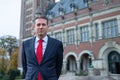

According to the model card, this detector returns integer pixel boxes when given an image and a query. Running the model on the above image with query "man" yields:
[22,15,63,80]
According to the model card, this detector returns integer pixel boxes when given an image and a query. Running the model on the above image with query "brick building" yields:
[18,0,120,78]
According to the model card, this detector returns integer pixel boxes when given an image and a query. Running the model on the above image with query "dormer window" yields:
[70,3,75,11]
[58,7,65,16]
[70,3,78,15]
[49,11,54,19]
[83,0,94,10]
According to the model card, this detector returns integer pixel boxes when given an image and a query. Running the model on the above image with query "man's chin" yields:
[37,33,45,38]
[38,33,43,36]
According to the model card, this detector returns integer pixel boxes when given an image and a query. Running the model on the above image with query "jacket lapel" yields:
[30,37,38,63]
[41,36,54,64]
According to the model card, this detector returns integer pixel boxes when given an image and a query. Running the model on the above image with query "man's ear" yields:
[47,27,51,32]
[31,26,35,36]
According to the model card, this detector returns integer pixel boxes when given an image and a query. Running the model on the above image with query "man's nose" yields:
[39,25,43,28]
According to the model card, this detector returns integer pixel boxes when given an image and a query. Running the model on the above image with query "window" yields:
[55,32,62,41]
[84,0,97,6]
[80,26,89,42]
[67,29,75,45]
[95,23,99,40]
[102,19,118,38]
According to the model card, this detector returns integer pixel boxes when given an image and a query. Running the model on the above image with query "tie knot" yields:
[38,39,43,43]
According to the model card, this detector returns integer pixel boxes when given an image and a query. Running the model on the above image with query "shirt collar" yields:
[35,35,48,43]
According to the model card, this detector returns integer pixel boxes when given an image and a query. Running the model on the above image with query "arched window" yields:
[108,51,120,74]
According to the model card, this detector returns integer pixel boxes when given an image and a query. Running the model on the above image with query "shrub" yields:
[8,69,20,80]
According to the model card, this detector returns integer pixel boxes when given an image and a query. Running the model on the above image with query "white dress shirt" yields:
[35,35,48,55]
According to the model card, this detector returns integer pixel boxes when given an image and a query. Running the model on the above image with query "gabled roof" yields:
[46,0,86,18]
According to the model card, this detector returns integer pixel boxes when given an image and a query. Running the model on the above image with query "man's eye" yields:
[42,23,46,26]
[36,23,46,26]
[37,24,41,26]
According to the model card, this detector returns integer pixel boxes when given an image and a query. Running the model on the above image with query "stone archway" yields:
[67,55,77,72]
[98,41,120,76]
[63,52,77,72]
[80,53,89,71]
[78,50,94,73]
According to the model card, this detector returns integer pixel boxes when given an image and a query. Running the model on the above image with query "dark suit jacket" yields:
[22,36,63,80]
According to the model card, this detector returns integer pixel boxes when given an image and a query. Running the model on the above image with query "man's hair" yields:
[33,15,49,25]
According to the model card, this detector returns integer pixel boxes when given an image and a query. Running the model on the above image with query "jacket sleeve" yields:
[21,41,27,78]
[56,41,63,79]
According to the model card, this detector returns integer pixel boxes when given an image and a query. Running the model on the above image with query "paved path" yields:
[16,72,120,80]
[59,72,77,80]
[59,72,120,80]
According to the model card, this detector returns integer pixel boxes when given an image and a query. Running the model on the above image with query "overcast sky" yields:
[0,0,61,39]
[0,0,21,39]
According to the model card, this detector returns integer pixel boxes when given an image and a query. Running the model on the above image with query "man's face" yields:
[34,18,49,38]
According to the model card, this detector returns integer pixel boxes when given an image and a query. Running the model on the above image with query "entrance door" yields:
[108,51,120,74]
[115,62,120,74]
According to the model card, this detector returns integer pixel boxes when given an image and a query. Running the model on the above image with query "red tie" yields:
[36,39,43,64]
[36,39,43,80]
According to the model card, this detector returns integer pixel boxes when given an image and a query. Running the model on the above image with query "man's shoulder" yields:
[48,36,62,43]
[23,37,35,43]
